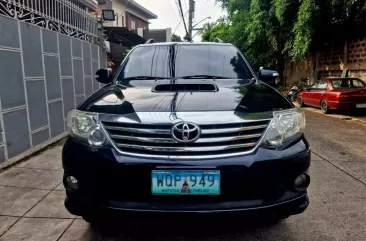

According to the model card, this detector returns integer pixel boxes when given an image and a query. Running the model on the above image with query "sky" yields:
[133,0,226,42]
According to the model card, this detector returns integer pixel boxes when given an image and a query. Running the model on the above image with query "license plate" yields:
[151,170,220,195]
[356,103,366,108]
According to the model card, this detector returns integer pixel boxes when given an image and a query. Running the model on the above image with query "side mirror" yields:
[258,67,279,78]
[258,67,279,86]
[95,68,112,84]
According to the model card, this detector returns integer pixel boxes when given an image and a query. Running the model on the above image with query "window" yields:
[117,45,254,81]
[332,79,366,88]
[310,82,320,89]
[131,21,136,30]
[318,81,328,90]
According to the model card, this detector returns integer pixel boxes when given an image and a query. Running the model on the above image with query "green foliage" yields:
[171,34,183,42]
[292,0,314,60]
[201,22,230,42]
[207,0,364,83]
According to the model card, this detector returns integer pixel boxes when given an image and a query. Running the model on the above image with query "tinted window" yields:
[119,46,171,79]
[174,45,253,79]
[117,45,253,80]
[332,79,366,88]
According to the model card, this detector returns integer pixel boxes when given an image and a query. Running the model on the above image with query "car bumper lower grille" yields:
[102,120,270,158]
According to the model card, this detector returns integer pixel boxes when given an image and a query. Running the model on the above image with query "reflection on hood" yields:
[79,79,292,115]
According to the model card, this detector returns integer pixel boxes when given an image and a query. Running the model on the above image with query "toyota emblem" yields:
[171,122,201,143]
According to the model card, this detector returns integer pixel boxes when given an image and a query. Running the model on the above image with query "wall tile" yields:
[82,42,91,75]
[20,23,43,77]
[84,77,93,97]
[73,59,84,95]
[3,109,30,158]
[72,38,81,57]
[0,51,25,109]
[61,78,75,118]
[31,128,50,147]
[58,34,72,76]
[44,55,61,100]
[0,146,5,164]
[0,117,3,144]
[42,29,58,54]
[76,96,85,107]
[91,44,98,60]
[0,16,20,48]
[48,102,64,138]
[26,80,48,131]
[92,61,99,92]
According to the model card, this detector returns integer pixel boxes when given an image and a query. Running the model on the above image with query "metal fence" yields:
[0,0,99,44]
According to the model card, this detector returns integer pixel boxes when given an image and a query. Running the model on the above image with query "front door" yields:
[311,80,328,107]
[304,82,319,106]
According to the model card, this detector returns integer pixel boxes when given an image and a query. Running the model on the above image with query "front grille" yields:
[102,120,270,158]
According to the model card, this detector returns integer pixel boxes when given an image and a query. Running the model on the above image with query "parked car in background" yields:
[298,78,366,114]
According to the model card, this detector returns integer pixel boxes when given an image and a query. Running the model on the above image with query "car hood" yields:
[78,79,292,115]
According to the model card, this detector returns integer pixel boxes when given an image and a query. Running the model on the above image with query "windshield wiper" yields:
[176,75,231,79]
[122,76,168,80]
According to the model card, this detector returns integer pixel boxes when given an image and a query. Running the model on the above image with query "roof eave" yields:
[127,0,157,19]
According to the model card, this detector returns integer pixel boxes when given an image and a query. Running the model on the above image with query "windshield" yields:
[117,45,254,81]
[331,79,366,88]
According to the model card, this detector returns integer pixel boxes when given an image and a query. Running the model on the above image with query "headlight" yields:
[66,110,107,146]
[262,108,305,148]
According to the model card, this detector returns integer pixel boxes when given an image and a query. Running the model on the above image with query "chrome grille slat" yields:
[102,119,270,158]
[110,134,262,144]
[116,142,257,152]
[104,126,170,135]
[201,125,267,134]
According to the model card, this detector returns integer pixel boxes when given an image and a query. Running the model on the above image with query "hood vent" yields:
[153,84,218,92]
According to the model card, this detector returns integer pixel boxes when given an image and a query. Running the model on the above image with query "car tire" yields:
[298,97,305,107]
[321,100,330,114]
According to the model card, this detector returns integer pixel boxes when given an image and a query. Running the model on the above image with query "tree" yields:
[171,34,183,42]
[205,0,365,84]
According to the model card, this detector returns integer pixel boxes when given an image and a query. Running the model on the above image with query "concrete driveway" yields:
[0,110,365,241]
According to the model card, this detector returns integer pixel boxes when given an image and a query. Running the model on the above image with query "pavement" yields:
[0,110,366,241]
[293,102,366,126]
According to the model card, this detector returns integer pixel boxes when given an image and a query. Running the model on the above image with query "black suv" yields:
[62,42,310,224]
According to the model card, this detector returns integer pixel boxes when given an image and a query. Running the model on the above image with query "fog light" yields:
[66,176,79,191]
[294,173,310,191]
[88,127,106,146]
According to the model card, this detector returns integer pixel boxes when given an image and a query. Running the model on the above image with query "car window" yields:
[116,45,254,81]
[352,79,366,87]
[318,81,328,90]
[118,46,171,79]
[174,45,253,79]
[310,82,320,89]
[332,79,366,88]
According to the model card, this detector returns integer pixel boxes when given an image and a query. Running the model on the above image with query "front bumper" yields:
[62,136,311,216]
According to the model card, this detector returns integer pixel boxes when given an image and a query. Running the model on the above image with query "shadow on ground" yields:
[88,214,293,241]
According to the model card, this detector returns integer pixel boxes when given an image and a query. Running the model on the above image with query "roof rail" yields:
[213,38,224,43]
[145,39,156,44]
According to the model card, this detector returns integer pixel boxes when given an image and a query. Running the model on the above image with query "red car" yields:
[298,78,366,113]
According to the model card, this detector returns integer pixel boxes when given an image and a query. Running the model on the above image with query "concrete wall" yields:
[0,15,106,165]
[284,39,366,85]
[284,57,314,86]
